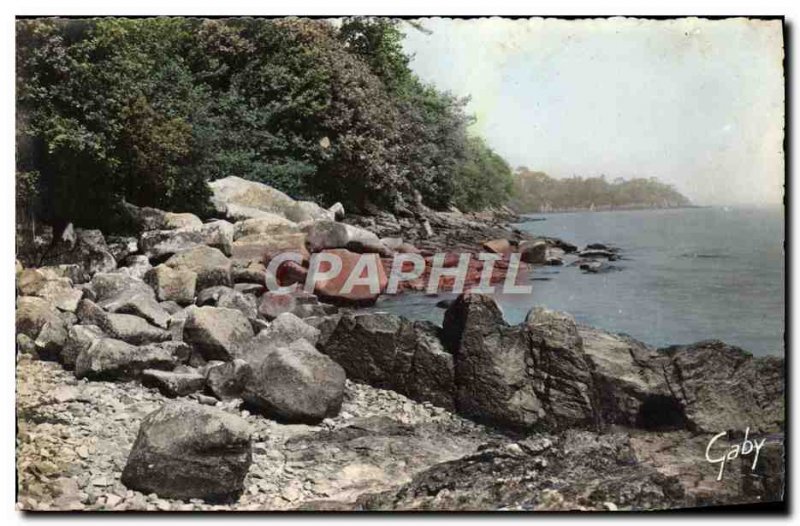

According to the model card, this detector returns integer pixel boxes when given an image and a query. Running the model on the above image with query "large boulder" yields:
[16,269,82,312]
[303,221,384,253]
[88,272,154,303]
[443,293,595,430]
[232,215,299,240]
[311,249,388,306]
[74,338,176,380]
[121,402,252,502]
[164,246,232,290]
[209,176,330,222]
[144,264,197,305]
[182,306,254,361]
[98,288,170,329]
[320,312,455,411]
[40,228,116,277]
[140,220,234,260]
[231,232,309,265]
[660,341,784,434]
[16,296,69,360]
[76,299,170,345]
[122,202,203,231]
[242,339,346,423]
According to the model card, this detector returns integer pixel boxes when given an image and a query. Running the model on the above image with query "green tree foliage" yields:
[17,17,515,231]
[453,137,514,211]
[510,168,690,213]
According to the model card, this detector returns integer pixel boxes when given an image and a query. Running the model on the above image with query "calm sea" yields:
[366,206,785,356]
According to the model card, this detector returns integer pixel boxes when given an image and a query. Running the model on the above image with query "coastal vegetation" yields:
[509,168,690,213]
[16,17,514,231]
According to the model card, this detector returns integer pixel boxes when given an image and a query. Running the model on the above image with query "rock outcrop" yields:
[121,402,252,502]
[320,312,455,411]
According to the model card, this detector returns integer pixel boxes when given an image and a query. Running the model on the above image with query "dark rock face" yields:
[242,339,346,423]
[358,430,687,511]
[443,294,595,430]
[519,240,547,264]
[74,338,177,381]
[320,312,456,411]
[121,402,252,502]
[660,340,784,434]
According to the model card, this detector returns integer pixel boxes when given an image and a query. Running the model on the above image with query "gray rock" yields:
[141,369,206,397]
[106,236,139,262]
[257,291,324,321]
[121,255,152,280]
[206,359,250,400]
[16,296,68,359]
[122,202,203,231]
[197,286,257,320]
[121,401,252,502]
[89,272,154,303]
[16,270,83,312]
[240,312,320,363]
[320,312,455,411]
[74,338,176,380]
[329,202,345,220]
[232,215,299,240]
[40,228,116,277]
[242,339,346,423]
[61,324,105,370]
[145,264,197,305]
[519,240,547,264]
[579,326,677,429]
[303,220,382,253]
[182,306,254,361]
[660,340,784,434]
[76,299,170,345]
[140,220,234,259]
[99,290,170,329]
[165,246,232,290]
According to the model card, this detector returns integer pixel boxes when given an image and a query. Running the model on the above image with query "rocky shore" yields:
[15,177,785,511]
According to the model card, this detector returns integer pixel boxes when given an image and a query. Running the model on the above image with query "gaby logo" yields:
[705,427,767,481]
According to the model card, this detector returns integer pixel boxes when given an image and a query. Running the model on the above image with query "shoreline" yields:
[14,176,785,511]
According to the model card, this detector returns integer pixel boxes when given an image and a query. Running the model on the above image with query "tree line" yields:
[509,168,690,213]
[16,17,515,232]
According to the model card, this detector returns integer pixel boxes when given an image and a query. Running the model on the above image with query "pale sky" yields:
[402,17,784,206]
